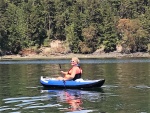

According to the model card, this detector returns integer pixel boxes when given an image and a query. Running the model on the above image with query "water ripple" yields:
[23,103,61,109]
[132,85,150,89]
[1,95,60,112]
[0,89,105,112]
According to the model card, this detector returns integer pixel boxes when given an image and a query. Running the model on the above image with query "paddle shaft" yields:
[59,64,61,70]
[59,64,66,89]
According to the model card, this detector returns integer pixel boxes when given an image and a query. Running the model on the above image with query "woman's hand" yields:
[60,71,64,74]
[61,71,67,75]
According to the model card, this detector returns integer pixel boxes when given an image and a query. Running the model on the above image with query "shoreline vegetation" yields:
[0,1,150,59]
[1,52,150,60]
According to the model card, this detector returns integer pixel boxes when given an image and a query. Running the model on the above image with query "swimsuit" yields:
[67,65,82,81]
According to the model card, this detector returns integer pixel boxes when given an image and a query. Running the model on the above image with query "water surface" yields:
[0,58,149,113]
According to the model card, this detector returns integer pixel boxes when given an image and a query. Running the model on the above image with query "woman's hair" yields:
[72,57,80,64]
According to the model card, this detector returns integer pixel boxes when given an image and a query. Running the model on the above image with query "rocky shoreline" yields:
[1,52,150,60]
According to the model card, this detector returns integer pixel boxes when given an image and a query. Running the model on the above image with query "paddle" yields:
[59,64,61,70]
[59,64,66,89]
[59,64,63,76]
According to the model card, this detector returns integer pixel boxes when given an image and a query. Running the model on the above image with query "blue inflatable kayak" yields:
[40,76,105,89]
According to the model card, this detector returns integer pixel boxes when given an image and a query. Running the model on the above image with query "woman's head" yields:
[71,57,80,64]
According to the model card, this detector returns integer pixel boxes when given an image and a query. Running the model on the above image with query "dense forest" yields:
[0,0,150,55]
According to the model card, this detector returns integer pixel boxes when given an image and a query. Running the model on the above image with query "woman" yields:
[57,57,82,81]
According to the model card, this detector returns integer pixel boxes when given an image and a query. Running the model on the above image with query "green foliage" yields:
[80,25,98,53]
[0,0,149,54]
[117,19,149,53]
[3,2,27,53]
[65,23,80,53]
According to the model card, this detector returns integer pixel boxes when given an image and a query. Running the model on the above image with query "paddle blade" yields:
[59,64,61,69]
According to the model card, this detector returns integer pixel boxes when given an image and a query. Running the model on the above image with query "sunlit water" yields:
[0,58,149,113]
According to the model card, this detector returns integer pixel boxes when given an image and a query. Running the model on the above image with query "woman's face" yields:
[70,58,77,66]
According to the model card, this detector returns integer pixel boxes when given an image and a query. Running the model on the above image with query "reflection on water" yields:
[1,88,105,113]
[41,88,106,112]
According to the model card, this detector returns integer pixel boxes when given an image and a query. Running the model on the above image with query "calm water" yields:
[0,58,150,113]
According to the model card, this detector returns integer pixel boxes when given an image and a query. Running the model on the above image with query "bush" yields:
[79,42,92,54]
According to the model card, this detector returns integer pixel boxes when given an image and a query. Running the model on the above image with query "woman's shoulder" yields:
[72,66,80,70]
